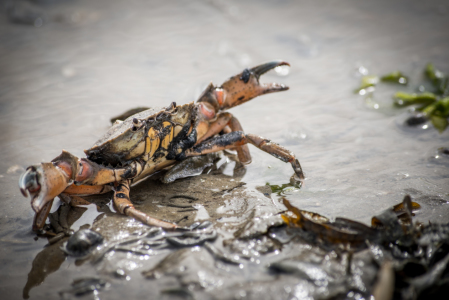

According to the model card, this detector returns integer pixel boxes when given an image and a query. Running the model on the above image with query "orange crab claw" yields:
[19,163,71,214]
[219,60,290,110]
[19,151,78,222]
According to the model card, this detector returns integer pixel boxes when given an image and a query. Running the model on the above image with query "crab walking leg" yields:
[195,113,252,164]
[185,131,305,180]
[33,199,54,231]
[59,185,112,211]
[228,116,252,164]
[113,181,177,230]
[196,112,232,144]
[63,184,112,195]
[75,159,145,186]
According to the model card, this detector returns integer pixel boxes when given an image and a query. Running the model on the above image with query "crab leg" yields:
[185,131,304,180]
[227,116,252,164]
[113,181,177,230]
[196,112,252,164]
[63,184,112,195]
[196,112,232,144]
[32,199,54,232]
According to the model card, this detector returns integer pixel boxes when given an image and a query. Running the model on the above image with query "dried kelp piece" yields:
[281,198,380,250]
[371,195,421,229]
[279,195,449,299]
[282,195,421,250]
[371,195,422,246]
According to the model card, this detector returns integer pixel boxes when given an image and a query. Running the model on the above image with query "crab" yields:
[19,61,304,232]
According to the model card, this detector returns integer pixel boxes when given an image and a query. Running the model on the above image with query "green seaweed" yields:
[266,182,300,195]
[381,71,408,85]
[425,63,449,96]
[430,115,448,133]
[393,92,437,107]
[356,64,449,133]
[434,97,449,117]
[354,75,379,93]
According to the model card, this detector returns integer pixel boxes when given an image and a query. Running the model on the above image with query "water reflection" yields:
[23,242,66,299]
[22,205,89,299]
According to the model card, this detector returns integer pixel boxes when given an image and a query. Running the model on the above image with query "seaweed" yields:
[355,64,449,132]
[266,181,301,196]
[354,75,379,94]
[381,71,409,85]
[280,195,449,299]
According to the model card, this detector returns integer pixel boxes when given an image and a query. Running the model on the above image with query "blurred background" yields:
[0,0,448,299]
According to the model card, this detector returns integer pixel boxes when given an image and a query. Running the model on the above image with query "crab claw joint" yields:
[219,60,290,110]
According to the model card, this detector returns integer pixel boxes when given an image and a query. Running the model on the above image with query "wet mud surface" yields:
[21,164,288,300]
[1,0,449,299]
[20,167,449,300]
[17,169,366,300]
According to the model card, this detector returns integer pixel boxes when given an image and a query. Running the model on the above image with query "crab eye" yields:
[199,103,215,120]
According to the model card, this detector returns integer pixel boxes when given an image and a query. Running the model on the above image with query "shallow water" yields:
[0,0,449,299]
